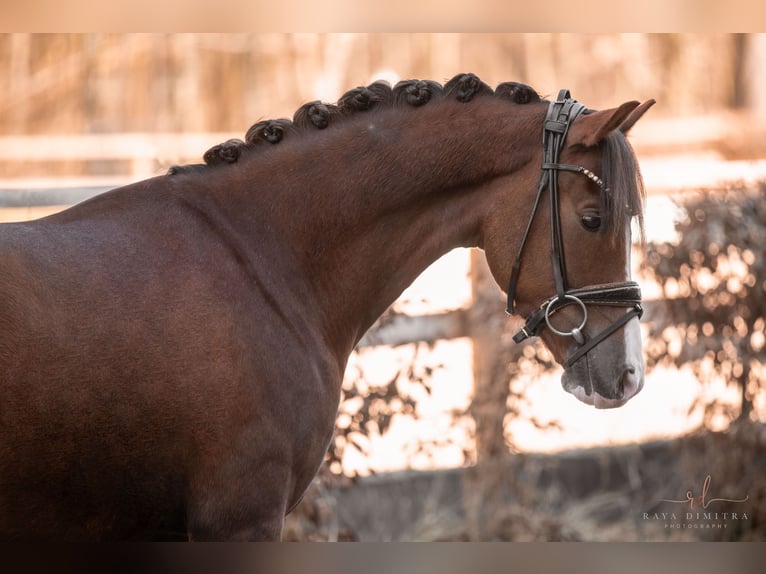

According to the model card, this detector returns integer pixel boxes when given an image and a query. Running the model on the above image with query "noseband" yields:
[506,89,643,369]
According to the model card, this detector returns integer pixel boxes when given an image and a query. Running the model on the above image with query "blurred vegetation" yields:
[642,182,766,425]
[326,340,462,477]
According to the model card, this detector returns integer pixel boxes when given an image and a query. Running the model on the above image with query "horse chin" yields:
[561,357,645,410]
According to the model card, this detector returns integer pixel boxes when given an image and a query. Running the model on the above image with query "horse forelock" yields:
[168,74,543,174]
[600,130,646,243]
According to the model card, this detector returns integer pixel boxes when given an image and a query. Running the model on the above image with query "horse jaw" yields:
[560,316,645,409]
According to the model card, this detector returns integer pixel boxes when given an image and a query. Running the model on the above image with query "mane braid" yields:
[176,75,541,172]
[337,81,393,113]
[203,138,246,166]
[494,82,541,104]
[293,101,339,129]
[444,73,493,102]
[245,119,298,146]
[393,79,444,107]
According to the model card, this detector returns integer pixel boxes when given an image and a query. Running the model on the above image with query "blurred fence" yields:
[1,34,764,139]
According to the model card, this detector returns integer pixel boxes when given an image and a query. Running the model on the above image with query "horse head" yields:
[484,93,655,408]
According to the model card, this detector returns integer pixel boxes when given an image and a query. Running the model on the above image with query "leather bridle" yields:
[505,89,643,369]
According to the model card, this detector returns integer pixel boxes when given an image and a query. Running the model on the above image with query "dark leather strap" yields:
[512,306,548,343]
[511,281,643,345]
[505,93,586,315]
[567,282,643,307]
[562,305,642,368]
[505,175,546,314]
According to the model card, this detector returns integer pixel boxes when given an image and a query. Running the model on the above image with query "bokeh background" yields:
[2,33,765,541]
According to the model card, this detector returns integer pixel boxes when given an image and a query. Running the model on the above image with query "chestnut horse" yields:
[0,74,654,540]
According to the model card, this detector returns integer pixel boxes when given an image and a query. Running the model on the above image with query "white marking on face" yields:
[623,225,645,388]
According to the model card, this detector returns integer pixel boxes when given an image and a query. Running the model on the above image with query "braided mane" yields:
[168,73,643,240]
[169,74,540,172]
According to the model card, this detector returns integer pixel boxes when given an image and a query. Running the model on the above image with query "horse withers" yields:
[0,74,653,540]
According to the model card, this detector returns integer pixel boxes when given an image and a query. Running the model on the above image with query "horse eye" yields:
[581,214,602,231]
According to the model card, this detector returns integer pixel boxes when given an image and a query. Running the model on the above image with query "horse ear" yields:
[619,99,656,134]
[568,100,641,147]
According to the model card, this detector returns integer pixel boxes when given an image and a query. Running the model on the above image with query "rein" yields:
[505,89,643,369]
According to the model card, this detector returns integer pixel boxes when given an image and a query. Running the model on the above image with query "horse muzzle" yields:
[560,311,645,409]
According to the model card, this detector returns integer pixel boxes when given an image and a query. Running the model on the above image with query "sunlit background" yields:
[2,33,765,541]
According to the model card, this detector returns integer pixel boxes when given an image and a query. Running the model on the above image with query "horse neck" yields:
[214,100,542,359]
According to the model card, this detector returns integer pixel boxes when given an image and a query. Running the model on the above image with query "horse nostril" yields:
[620,366,642,401]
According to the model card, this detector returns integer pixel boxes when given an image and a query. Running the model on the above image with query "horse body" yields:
[0,177,341,539]
[0,76,653,539]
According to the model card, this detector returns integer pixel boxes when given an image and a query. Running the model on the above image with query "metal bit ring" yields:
[545,294,588,342]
